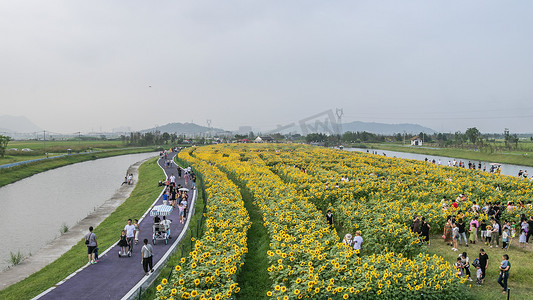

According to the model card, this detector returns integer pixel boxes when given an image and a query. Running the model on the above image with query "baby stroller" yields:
[152,223,170,245]
[150,204,173,245]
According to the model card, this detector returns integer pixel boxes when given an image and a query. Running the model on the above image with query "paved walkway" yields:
[0,156,153,290]
[35,152,192,300]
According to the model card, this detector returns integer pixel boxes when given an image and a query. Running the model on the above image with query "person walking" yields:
[491,219,500,248]
[478,248,489,284]
[141,239,154,276]
[497,254,511,293]
[85,226,98,264]
[457,219,468,247]
[443,216,453,246]
[134,219,140,245]
[353,231,363,255]
[326,210,333,227]
[469,217,479,244]
[527,216,533,243]
[420,217,430,243]
[124,219,136,254]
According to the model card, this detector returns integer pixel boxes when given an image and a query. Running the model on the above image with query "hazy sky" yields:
[1,1,532,134]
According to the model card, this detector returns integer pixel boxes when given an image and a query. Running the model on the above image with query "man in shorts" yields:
[124,219,136,253]
[85,226,98,264]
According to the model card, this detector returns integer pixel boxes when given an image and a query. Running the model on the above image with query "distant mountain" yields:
[0,115,42,133]
[341,121,436,135]
[141,122,224,135]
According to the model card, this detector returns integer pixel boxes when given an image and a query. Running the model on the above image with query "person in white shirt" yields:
[160,216,172,239]
[169,174,176,186]
[353,231,363,255]
[124,219,136,253]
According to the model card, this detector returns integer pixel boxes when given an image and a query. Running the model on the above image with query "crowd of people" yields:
[84,150,193,276]
[435,193,532,293]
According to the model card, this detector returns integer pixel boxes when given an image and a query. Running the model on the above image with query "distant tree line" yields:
[121,132,184,146]
[303,127,528,151]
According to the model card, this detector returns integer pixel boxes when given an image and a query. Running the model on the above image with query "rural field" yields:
[1,139,125,164]
[152,144,533,299]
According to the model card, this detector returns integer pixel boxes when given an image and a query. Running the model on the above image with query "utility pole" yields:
[43,130,46,154]
[76,132,81,147]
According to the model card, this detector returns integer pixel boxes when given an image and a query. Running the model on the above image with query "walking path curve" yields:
[0,155,154,289]
[33,151,196,300]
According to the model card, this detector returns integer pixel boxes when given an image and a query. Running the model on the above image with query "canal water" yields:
[345,147,531,178]
[0,152,156,271]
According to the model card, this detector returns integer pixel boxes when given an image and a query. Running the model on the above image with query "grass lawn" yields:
[231,177,272,299]
[0,153,61,164]
[426,235,533,299]
[0,157,163,300]
[7,139,124,152]
[0,147,155,188]
[363,144,533,167]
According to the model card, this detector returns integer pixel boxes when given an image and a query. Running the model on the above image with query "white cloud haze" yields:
[1,1,532,133]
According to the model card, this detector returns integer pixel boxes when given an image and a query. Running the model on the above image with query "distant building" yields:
[410,136,423,146]
[255,136,274,143]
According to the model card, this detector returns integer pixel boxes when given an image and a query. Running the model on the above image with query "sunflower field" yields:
[156,144,533,300]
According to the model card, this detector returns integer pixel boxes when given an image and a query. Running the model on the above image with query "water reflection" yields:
[345,148,530,178]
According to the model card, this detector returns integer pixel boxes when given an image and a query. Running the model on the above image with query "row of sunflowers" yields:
[188,144,467,299]
[257,145,533,232]
[156,148,250,300]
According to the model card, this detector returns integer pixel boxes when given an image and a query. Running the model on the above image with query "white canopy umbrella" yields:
[150,204,173,216]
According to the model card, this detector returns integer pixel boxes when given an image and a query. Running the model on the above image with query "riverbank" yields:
[355,144,533,167]
[0,147,156,188]
[0,157,162,299]
[0,156,151,288]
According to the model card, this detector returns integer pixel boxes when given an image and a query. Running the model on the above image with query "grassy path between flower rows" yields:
[360,144,533,167]
[226,173,272,299]
[0,157,161,300]
[0,147,155,188]
[427,235,533,299]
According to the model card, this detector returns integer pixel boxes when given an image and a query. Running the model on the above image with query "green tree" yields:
[0,135,11,158]
[465,127,481,144]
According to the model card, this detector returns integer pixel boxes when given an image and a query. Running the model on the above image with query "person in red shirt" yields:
[452,199,458,209]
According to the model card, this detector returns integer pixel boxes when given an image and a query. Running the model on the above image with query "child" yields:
[452,223,459,251]
[118,230,128,255]
[519,228,527,249]
[502,227,509,251]
[178,203,185,224]
[476,265,482,285]
[459,252,472,281]
[343,234,353,246]
[485,225,492,246]
[455,257,464,276]
[480,220,487,244]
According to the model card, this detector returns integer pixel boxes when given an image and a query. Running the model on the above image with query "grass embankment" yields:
[140,158,206,300]
[0,157,163,300]
[361,144,533,167]
[0,147,155,188]
[7,139,124,152]
[427,235,533,299]
[228,176,272,299]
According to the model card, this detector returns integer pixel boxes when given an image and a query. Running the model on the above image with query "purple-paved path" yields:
[39,152,188,300]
